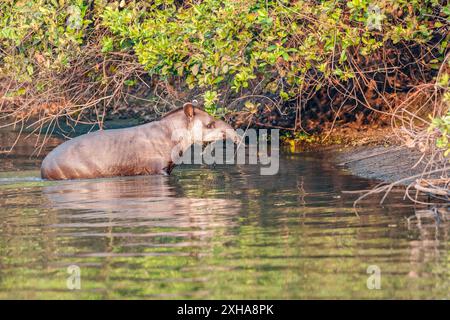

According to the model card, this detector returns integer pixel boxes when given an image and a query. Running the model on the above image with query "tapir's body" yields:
[41,104,238,180]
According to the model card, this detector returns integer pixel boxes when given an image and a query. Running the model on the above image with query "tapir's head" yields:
[169,101,240,144]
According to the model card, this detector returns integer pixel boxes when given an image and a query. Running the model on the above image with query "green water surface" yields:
[0,130,448,299]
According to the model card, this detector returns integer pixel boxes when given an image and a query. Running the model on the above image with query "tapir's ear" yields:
[183,103,195,119]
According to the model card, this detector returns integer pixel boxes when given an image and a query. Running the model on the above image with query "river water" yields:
[0,129,448,299]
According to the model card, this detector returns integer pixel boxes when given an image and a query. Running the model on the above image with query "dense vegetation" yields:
[0,0,449,156]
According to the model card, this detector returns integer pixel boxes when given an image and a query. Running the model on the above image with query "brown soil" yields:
[335,145,429,184]
[329,126,448,185]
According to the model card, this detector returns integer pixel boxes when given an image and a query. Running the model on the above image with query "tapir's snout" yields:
[225,124,242,144]
[205,119,241,144]
[227,129,241,144]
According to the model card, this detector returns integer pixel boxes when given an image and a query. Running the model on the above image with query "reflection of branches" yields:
[297,176,306,207]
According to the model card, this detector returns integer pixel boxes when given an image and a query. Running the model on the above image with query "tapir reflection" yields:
[43,175,240,230]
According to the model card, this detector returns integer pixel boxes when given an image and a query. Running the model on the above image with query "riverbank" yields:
[335,145,430,184]
[284,126,428,185]
[329,127,447,186]
[283,124,445,188]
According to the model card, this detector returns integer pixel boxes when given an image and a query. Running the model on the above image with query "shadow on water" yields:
[0,128,449,299]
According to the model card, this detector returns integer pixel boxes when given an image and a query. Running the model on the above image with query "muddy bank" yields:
[335,146,445,185]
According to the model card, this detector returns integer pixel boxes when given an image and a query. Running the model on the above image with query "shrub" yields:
[0,0,448,133]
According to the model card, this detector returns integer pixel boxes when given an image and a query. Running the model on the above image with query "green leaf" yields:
[26,64,34,76]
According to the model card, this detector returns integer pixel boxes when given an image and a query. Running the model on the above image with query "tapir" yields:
[41,102,240,180]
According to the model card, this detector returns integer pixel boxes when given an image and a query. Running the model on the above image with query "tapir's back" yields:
[40,124,167,180]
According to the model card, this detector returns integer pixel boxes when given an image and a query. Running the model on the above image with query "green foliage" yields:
[0,0,91,83]
[203,90,219,115]
[0,0,448,103]
[430,103,450,157]
[429,61,450,157]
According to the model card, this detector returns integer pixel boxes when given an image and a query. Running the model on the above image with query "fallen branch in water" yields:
[413,178,450,197]
[351,168,449,215]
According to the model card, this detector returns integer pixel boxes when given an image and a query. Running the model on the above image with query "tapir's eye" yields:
[206,121,215,129]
